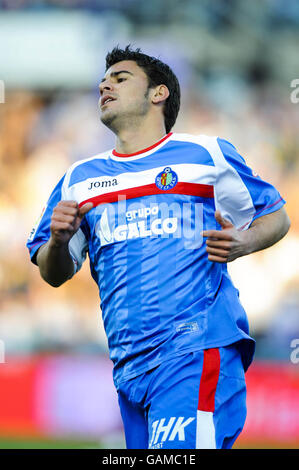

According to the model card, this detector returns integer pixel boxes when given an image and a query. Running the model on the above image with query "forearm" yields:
[241,207,290,256]
[36,238,75,287]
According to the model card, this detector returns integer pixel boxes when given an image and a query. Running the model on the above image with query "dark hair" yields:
[105,45,181,134]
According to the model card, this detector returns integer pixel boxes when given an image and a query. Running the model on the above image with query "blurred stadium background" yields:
[0,0,299,449]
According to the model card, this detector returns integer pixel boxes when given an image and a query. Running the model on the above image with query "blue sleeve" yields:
[217,138,285,228]
[26,175,65,264]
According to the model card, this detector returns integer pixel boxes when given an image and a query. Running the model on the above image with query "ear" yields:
[151,84,170,105]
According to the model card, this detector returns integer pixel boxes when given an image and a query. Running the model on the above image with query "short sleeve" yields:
[213,137,285,230]
[26,174,88,274]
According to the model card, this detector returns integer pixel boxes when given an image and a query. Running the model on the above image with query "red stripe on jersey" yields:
[79,182,214,208]
[197,348,220,412]
[112,133,173,157]
[239,196,284,230]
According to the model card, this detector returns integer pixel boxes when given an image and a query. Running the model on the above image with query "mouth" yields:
[100,96,116,108]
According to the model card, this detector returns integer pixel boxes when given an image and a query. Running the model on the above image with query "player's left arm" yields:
[202,207,290,263]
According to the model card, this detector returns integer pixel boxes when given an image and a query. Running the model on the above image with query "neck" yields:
[114,119,167,155]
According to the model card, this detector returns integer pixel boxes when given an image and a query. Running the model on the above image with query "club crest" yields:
[155,167,178,191]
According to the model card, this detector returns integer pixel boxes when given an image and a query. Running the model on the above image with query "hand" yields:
[50,200,93,246]
[201,210,248,263]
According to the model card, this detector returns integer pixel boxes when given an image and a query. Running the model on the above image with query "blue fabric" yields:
[117,344,247,449]
[68,140,215,187]
[26,135,285,387]
[26,174,66,263]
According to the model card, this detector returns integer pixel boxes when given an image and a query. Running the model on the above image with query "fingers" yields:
[202,212,235,263]
[206,245,230,256]
[53,201,93,221]
[203,232,234,262]
[50,200,93,244]
[52,202,78,224]
[202,212,235,239]
[78,202,94,219]
[205,239,231,248]
[51,211,77,225]
[214,210,234,229]
[51,220,75,232]
[56,201,79,211]
[205,237,232,263]
[207,254,228,264]
[201,229,233,241]
[206,245,230,259]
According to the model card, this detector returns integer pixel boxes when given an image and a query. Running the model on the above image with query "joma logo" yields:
[88,178,118,190]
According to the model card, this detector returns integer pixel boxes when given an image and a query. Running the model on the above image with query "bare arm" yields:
[36,200,93,287]
[240,206,290,255]
[202,206,290,263]
[36,238,75,287]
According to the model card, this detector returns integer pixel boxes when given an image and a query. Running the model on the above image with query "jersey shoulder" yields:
[171,132,242,164]
[170,132,230,167]
[171,132,237,150]
[171,132,219,146]
[63,148,113,189]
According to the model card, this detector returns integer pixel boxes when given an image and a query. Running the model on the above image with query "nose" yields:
[99,79,113,96]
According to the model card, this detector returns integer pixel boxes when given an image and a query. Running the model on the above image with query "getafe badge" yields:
[155,167,178,191]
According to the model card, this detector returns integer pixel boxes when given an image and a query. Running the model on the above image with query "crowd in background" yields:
[0,0,298,362]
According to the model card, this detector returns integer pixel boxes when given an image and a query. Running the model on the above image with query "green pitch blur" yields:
[0,435,126,449]
[0,437,297,449]
[0,438,101,449]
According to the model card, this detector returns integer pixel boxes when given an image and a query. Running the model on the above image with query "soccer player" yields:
[27,45,290,449]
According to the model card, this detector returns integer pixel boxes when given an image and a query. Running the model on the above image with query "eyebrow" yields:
[100,70,134,83]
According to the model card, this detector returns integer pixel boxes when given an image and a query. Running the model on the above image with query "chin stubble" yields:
[100,87,151,131]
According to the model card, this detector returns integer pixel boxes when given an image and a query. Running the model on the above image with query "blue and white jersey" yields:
[27,133,285,386]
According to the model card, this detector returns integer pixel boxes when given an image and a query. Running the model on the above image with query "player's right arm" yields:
[36,201,93,287]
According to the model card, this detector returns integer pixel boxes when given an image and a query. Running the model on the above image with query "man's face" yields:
[99,60,152,131]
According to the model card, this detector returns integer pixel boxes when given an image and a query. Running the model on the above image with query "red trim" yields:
[29,242,43,251]
[79,182,214,208]
[112,132,173,157]
[240,197,284,230]
[197,348,220,412]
